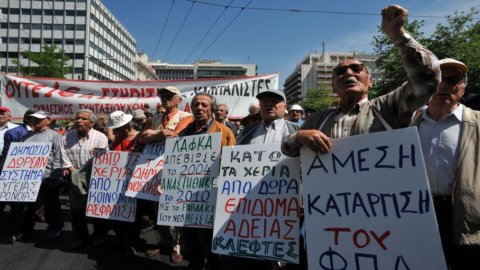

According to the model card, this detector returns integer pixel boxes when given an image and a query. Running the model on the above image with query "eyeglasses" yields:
[442,76,463,86]
[333,63,366,76]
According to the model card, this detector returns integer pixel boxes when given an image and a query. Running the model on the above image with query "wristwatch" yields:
[393,32,412,46]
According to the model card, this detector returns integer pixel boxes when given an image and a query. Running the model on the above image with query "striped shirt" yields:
[61,128,108,170]
[249,118,290,144]
[329,98,368,139]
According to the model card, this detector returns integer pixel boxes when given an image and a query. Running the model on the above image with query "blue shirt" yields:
[0,122,19,154]
[2,124,31,157]
[418,104,463,195]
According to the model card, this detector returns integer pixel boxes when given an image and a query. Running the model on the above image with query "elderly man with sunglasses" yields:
[411,59,480,270]
[137,86,193,263]
[282,4,440,156]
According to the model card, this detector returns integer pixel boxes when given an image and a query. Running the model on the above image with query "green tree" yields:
[13,44,72,78]
[371,19,430,98]
[371,8,480,97]
[300,82,339,110]
[428,8,480,94]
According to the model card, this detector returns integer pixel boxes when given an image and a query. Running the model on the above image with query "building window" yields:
[32,9,42,15]
[8,8,20,15]
[2,37,19,43]
[21,9,31,15]
[7,66,19,73]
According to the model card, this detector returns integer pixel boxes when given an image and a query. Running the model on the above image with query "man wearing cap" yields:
[288,104,305,125]
[61,109,109,249]
[225,89,300,269]
[138,86,193,263]
[10,111,64,241]
[237,89,299,145]
[282,5,440,156]
[0,106,18,154]
[138,86,193,148]
[411,58,480,269]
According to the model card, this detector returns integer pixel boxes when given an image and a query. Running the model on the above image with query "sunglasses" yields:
[442,76,463,86]
[333,63,366,76]
[160,93,177,100]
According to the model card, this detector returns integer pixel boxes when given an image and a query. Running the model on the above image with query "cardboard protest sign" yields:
[213,144,302,263]
[86,150,138,222]
[0,142,51,202]
[300,127,447,270]
[142,143,165,156]
[125,154,164,201]
[157,133,222,228]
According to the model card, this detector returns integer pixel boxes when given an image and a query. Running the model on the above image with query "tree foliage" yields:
[371,8,480,97]
[300,83,339,110]
[13,44,72,78]
[371,19,430,97]
[428,8,480,94]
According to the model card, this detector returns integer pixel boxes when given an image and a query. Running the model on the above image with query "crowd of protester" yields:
[0,4,479,270]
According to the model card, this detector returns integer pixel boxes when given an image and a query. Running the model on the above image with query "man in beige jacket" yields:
[411,58,480,270]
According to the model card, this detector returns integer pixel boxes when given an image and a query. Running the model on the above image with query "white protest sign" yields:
[300,127,446,270]
[86,150,138,222]
[0,142,51,202]
[157,133,222,228]
[213,144,302,263]
[125,154,164,201]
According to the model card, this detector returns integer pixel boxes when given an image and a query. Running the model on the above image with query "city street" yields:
[0,196,188,270]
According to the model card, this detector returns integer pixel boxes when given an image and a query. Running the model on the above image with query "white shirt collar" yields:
[422,103,463,122]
